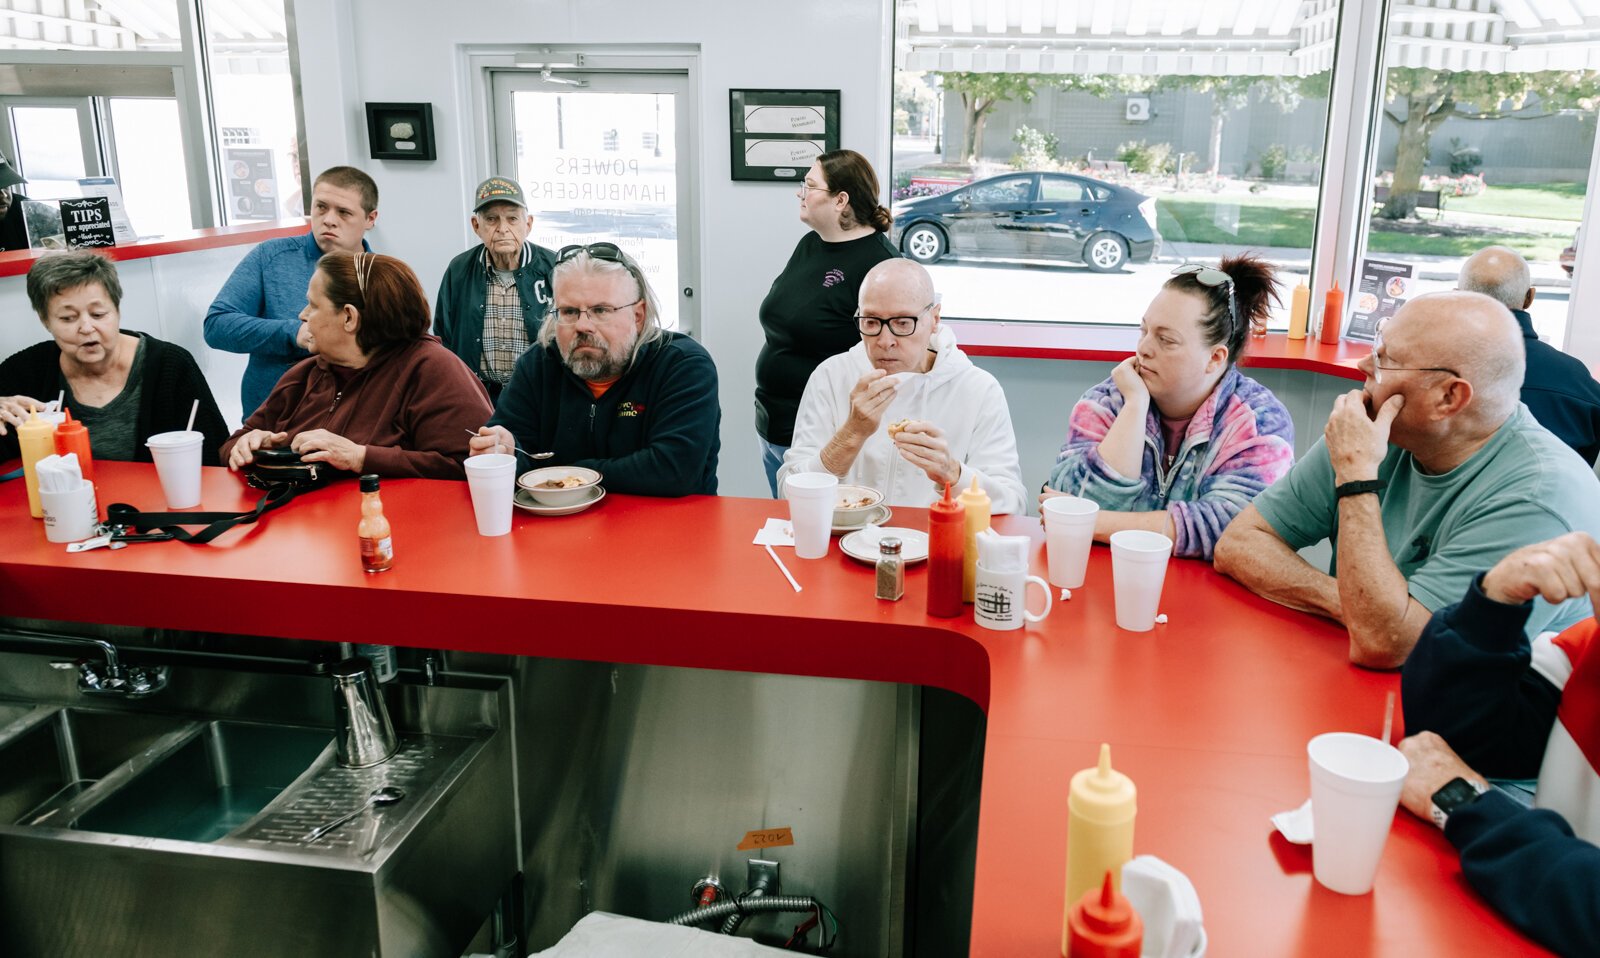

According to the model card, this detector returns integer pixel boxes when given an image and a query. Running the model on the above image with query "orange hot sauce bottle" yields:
[358,474,394,573]
[53,408,95,484]
[926,483,965,618]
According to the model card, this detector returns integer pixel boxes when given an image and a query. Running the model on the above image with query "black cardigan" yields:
[0,331,230,466]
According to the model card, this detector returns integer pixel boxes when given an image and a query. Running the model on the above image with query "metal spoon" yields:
[464,429,554,459]
[304,785,406,842]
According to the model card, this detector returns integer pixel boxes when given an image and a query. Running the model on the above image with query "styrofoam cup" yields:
[1042,495,1099,588]
[783,472,838,560]
[1308,732,1410,895]
[1109,529,1173,631]
[146,430,204,509]
[41,482,98,543]
[464,453,516,537]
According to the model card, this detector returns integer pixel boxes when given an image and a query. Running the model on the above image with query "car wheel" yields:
[901,223,947,263]
[1084,232,1128,272]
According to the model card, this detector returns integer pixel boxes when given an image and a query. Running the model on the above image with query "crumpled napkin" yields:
[1270,798,1314,844]
[752,517,795,547]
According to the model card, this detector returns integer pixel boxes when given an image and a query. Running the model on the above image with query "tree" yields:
[1153,75,1321,182]
[936,72,1048,163]
[1379,69,1600,219]
[895,72,937,137]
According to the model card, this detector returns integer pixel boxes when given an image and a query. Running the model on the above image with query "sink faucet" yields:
[18,635,170,698]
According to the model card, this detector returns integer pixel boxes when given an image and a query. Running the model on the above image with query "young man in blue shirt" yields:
[204,166,378,417]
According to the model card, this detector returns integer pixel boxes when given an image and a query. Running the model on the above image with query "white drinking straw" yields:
[54,390,64,412]
[185,398,199,433]
[764,543,802,593]
[1381,690,1396,744]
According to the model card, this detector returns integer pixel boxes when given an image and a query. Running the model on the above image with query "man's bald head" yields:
[860,257,935,311]
[1392,291,1524,423]
[1459,246,1533,312]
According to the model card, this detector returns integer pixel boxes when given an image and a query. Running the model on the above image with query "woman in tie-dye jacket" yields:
[1045,253,1295,560]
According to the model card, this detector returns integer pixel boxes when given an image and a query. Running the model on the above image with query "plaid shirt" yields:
[479,250,531,385]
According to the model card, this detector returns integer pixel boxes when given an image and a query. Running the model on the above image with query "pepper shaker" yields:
[876,536,905,601]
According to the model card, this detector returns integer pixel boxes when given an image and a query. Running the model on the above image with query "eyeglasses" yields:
[797,182,833,196]
[1371,317,1460,384]
[1171,264,1239,333]
[856,303,935,337]
[551,300,642,325]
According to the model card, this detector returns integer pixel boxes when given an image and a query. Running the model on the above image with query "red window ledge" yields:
[0,219,310,279]
[945,320,1368,382]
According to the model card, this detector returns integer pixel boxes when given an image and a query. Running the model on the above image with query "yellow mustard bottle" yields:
[1288,282,1311,340]
[1063,743,1137,954]
[958,476,990,603]
[19,406,58,520]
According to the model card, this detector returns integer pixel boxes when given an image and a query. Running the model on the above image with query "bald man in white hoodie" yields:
[779,258,1026,513]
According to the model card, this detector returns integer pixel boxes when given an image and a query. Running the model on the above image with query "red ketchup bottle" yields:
[926,482,965,618]
[53,408,94,484]
[1065,871,1143,958]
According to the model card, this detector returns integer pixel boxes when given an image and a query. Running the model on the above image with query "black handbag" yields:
[98,450,331,546]
[242,447,327,491]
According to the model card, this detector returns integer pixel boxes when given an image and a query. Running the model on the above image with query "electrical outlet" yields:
[746,858,780,895]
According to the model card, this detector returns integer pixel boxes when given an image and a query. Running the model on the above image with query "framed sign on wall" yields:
[365,102,437,161]
[728,89,840,182]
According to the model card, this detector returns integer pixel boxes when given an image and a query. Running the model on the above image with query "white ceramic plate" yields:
[513,485,606,516]
[840,526,929,564]
[832,503,892,535]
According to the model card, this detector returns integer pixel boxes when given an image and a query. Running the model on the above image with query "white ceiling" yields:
[898,0,1600,75]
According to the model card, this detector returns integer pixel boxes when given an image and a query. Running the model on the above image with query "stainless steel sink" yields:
[74,720,332,842]
[0,707,190,827]
[0,678,516,958]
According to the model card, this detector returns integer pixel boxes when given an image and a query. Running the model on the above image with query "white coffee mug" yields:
[41,482,98,544]
[973,563,1053,631]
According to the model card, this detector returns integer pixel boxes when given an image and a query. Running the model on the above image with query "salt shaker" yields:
[876,536,905,601]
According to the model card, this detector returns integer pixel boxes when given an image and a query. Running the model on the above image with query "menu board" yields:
[225,147,279,221]
[1346,258,1414,342]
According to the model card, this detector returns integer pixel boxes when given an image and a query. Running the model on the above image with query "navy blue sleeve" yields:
[1445,790,1600,958]
[1401,574,1562,779]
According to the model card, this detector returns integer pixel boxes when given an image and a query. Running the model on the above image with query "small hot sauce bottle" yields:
[357,474,394,573]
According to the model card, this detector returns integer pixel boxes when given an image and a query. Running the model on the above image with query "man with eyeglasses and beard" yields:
[778,258,1025,513]
[1216,291,1600,668]
[469,242,720,497]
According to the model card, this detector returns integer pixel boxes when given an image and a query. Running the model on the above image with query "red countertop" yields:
[0,464,1548,957]
[0,219,309,278]
[946,321,1370,381]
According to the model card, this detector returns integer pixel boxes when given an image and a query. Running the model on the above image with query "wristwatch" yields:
[1335,479,1387,499]
[1429,776,1489,829]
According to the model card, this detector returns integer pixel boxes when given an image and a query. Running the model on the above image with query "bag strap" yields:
[106,482,302,544]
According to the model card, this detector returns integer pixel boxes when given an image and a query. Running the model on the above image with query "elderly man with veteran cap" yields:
[469,242,720,497]
[434,176,556,400]
[0,151,28,253]
[1215,291,1600,668]
[778,258,1026,513]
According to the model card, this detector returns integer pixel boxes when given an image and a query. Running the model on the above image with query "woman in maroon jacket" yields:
[221,252,492,480]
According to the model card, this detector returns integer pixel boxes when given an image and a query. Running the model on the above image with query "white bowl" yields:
[516,466,603,506]
[832,484,885,525]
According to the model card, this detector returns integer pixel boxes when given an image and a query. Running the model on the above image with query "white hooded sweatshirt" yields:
[779,325,1027,514]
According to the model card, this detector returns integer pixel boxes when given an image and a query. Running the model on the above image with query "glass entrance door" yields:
[492,70,695,332]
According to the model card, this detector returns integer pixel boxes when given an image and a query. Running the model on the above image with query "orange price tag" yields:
[737,826,794,851]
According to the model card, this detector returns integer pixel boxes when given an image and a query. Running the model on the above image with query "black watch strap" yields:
[1336,479,1387,499]
[1429,776,1488,829]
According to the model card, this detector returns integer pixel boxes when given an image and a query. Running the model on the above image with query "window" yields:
[202,0,300,223]
[1354,9,1599,346]
[892,0,1338,328]
[107,97,192,237]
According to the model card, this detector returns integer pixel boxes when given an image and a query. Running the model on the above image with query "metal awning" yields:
[897,0,1600,75]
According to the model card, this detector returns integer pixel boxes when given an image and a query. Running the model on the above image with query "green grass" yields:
[1155,195,1570,262]
[1443,182,1586,221]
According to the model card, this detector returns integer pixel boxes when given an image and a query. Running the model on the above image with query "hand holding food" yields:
[845,368,898,439]
[892,420,960,487]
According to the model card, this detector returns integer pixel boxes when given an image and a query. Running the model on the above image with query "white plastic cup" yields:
[146,430,205,509]
[1307,732,1410,895]
[1109,529,1173,632]
[1042,495,1099,589]
[464,453,517,537]
[783,472,839,560]
[41,482,98,543]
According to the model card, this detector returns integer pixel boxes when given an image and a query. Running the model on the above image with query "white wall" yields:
[288,0,893,498]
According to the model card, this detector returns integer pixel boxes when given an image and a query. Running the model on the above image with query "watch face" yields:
[1432,777,1485,816]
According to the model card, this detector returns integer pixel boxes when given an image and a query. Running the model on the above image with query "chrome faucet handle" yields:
[122,664,169,699]
[73,658,168,698]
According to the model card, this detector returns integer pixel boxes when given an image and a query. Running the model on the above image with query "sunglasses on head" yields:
[556,242,629,266]
[1171,264,1238,332]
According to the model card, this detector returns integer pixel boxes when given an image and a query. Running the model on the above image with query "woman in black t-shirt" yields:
[755,149,898,496]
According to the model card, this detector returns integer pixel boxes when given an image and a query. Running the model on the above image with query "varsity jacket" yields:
[1402,577,1600,958]
[433,240,556,378]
